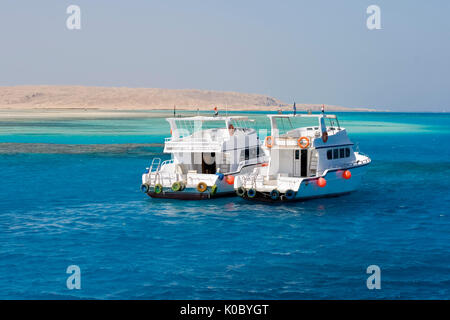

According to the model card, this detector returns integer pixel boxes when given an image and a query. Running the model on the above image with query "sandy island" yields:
[0,86,378,119]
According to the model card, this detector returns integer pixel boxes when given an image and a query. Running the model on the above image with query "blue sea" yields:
[0,111,449,299]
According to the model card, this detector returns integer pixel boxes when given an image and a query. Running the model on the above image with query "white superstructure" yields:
[141,116,268,200]
[234,113,371,201]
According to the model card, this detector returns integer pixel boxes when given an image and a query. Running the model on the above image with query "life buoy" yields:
[172,181,182,192]
[197,182,208,193]
[140,184,149,193]
[270,189,280,200]
[236,186,246,197]
[297,136,309,149]
[285,189,296,200]
[154,183,163,194]
[322,131,328,143]
[247,188,257,198]
[265,136,274,148]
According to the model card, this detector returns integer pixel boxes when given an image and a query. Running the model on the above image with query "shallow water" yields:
[0,112,449,299]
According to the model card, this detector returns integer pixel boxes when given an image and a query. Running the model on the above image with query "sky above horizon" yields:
[1,0,449,111]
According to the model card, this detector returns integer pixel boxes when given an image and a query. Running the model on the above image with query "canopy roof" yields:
[267,113,337,120]
[167,116,249,122]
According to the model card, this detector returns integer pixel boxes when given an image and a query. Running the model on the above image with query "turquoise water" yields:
[0,112,449,299]
[2,111,448,144]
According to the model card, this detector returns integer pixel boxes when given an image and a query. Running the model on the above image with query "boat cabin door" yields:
[293,149,308,177]
[202,152,216,174]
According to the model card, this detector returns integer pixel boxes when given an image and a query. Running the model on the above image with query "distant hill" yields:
[0,86,376,111]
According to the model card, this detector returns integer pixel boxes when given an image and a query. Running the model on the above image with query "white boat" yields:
[234,112,371,202]
[141,116,268,200]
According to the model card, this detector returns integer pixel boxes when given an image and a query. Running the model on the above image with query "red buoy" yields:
[225,175,235,185]
[317,177,327,187]
[343,170,351,179]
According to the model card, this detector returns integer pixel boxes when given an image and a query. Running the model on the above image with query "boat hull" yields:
[142,162,266,200]
[241,190,352,202]
[240,163,368,202]
[147,190,235,200]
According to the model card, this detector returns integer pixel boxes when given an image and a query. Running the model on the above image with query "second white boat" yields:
[234,112,371,202]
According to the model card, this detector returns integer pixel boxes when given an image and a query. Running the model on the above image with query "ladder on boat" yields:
[149,158,161,173]
[148,158,162,186]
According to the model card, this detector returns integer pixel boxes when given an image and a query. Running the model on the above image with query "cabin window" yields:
[245,147,250,160]
[327,150,332,160]
[295,149,300,160]
[340,148,345,158]
[333,149,339,159]
[345,148,350,157]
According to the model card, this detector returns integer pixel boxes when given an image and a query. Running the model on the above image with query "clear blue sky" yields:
[1,0,449,111]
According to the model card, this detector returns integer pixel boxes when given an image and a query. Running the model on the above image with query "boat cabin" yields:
[164,116,263,175]
[265,113,355,178]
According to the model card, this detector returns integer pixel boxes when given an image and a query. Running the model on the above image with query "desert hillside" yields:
[0,86,376,111]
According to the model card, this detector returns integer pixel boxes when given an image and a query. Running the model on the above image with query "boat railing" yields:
[354,156,371,166]
[226,158,259,176]
[153,172,179,187]
[148,157,161,172]
[160,159,174,167]
[240,172,257,189]
[165,136,225,143]
[238,162,268,189]
[145,159,176,186]
[273,135,316,147]
[164,137,222,152]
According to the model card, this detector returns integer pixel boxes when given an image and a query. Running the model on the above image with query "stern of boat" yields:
[141,159,236,200]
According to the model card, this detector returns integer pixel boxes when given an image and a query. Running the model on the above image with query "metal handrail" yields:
[165,137,223,144]
[160,159,174,166]
[354,157,371,166]
[149,157,161,172]
[272,135,316,147]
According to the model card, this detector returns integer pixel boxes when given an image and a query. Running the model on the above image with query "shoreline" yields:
[0,107,386,120]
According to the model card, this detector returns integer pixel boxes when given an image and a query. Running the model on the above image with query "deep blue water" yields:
[0,112,449,299]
